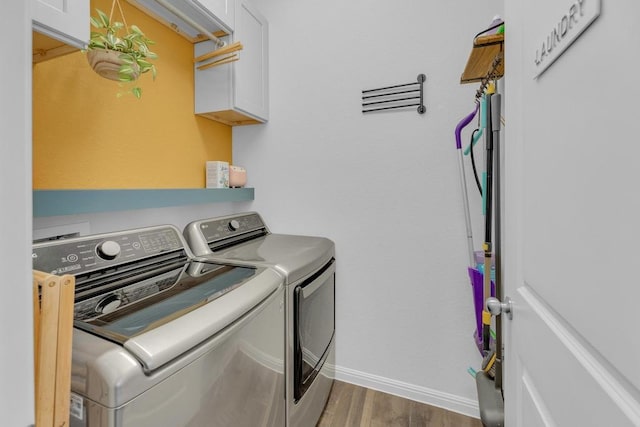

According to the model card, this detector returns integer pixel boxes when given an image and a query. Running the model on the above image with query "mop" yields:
[455,102,490,355]
[455,92,497,355]
[454,103,479,269]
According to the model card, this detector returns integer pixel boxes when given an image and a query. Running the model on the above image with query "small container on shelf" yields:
[229,165,247,188]
[206,161,229,188]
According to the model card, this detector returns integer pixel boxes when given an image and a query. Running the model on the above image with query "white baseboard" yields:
[333,365,480,419]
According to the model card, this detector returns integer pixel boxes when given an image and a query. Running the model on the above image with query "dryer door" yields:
[293,259,335,402]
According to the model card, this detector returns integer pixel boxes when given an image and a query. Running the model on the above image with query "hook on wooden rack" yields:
[475,52,503,100]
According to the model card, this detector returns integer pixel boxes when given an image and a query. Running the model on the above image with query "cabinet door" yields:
[233,0,268,121]
[191,0,235,32]
[32,0,89,49]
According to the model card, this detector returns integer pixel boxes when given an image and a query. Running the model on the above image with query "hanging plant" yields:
[86,1,158,99]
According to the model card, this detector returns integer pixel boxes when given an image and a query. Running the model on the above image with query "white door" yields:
[503,1,640,426]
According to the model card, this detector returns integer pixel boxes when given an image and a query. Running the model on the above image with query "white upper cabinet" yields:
[195,0,268,125]
[191,0,234,32]
[233,0,268,122]
[32,0,89,49]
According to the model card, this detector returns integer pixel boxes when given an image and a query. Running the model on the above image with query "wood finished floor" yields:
[317,381,482,427]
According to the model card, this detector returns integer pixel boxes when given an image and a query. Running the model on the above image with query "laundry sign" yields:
[533,0,601,78]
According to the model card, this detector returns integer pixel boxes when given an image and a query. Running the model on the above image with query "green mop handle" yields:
[479,94,488,215]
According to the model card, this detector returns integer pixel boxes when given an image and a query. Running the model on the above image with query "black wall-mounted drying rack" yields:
[362,74,426,114]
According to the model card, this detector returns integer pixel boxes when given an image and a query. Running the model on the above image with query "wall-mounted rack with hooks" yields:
[460,33,504,84]
[362,74,426,114]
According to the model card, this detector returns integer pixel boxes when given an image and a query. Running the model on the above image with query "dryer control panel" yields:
[183,212,270,256]
[198,212,266,242]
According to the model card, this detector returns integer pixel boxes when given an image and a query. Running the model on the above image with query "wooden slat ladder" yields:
[33,270,76,427]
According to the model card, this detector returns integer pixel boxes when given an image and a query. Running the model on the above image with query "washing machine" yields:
[33,224,285,426]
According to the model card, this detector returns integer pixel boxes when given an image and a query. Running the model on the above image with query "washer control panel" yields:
[33,225,185,276]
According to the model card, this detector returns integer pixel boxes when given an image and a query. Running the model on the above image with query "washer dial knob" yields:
[97,240,121,260]
[228,220,240,231]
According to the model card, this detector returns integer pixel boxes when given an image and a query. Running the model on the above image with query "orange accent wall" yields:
[33,0,232,189]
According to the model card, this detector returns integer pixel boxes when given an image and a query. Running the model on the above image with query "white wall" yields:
[1,1,34,425]
[234,0,502,416]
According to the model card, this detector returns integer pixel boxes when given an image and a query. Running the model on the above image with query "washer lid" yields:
[77,263,283,371]
[203,234,335,284]
[125,267,282,371]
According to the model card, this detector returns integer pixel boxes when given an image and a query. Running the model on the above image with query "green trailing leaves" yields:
[130,25,143,35]
[89,16,103,29]
[96,9,110,28]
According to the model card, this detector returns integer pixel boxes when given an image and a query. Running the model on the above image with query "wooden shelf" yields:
[460,33,504,84]
[33,188,254,217]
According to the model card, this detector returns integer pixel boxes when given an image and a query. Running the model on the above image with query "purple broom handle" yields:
[454,104,479,149]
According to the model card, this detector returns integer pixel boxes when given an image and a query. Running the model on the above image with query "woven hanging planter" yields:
[86,49,139,81]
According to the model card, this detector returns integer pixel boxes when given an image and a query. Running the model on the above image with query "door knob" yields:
[486,296,513,320]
